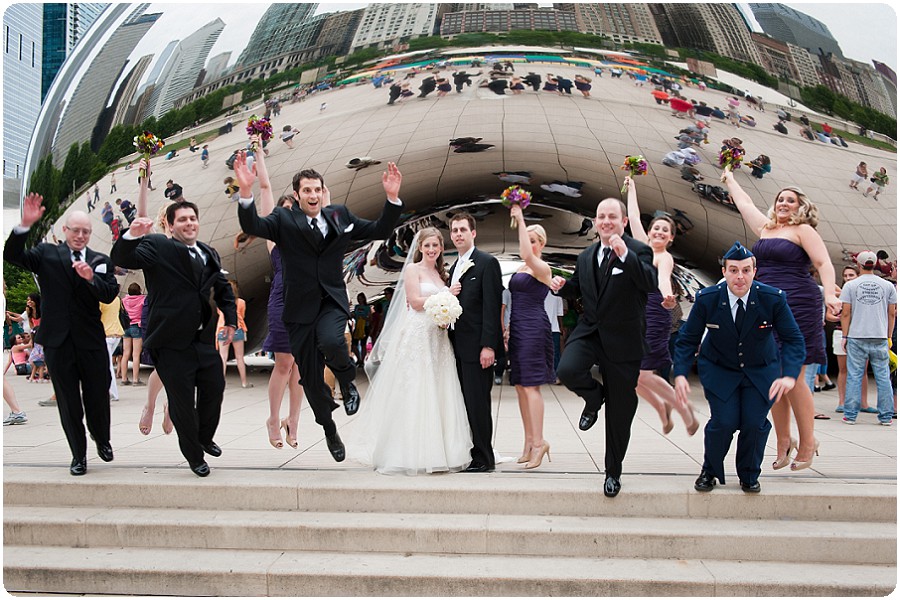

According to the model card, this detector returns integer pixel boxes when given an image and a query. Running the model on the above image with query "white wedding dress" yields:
[351,281,472,475]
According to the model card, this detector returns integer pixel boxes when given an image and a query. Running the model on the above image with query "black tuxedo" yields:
[112,233,236,466]
[238,198,402,436]
[448,247,503,468]
[555,235,657,478]
[4,231,119,463]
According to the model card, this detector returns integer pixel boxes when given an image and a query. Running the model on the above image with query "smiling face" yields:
[723,257,756,296]
[648,217,675,250]
[418,233,443,266]
[62,211,92,251]
[773,189,800,223]
[294,177,325,218]
[168,206,199,245]
[593,199,627,244]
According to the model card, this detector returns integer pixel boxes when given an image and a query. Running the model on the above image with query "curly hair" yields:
[765,186,819,229]
[412,227,449,283]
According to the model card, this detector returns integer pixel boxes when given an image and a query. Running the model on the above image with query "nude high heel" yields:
[281,418,298,449]
[772,437,798,470]
[267,418,283,449]
[524,442,551,470]
[686,404,700,436]
[662,404,674,435]
[517,444,532,464]
[790,439,820,472]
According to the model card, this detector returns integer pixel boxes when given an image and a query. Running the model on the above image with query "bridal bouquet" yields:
[620,155,648,193]
[718,147,744,172]
[246,115,273,151]
[500,185,531,228]
[423,291,463,329]
[133,131,165,179]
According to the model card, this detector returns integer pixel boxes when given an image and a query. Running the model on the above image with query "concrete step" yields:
[4,505,895,565]
[4,467,896,522]
[4,546,896,596]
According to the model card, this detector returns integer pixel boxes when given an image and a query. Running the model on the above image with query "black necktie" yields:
[735,298,745,332]
[73,250,82,262]
[311,217,324,243]
[188,247,204,281]
[599,246,613,274]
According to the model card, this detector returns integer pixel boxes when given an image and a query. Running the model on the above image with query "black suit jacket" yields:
[449,247,503,361]
[556,235,658,362]
[111,234,236,350]
[4,231,118,350]
[238,200,402,324]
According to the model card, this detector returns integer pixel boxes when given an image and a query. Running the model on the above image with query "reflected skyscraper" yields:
[750,3,843,58]
[236,3,317,67]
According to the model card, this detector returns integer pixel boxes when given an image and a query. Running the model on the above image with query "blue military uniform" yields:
[674,256,805,487]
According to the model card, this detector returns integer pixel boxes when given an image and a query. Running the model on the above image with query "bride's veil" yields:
[364,231,421,382]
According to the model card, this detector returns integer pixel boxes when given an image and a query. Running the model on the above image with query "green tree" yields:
[3,263,38,315]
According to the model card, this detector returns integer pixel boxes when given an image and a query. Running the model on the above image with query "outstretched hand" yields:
[128,217,154,237]
[233,151,257,195]
[550,275,567,292]
[769,376,795,404]
[73,260,94,282]
[382,162,402,201]
[21,193,45,228]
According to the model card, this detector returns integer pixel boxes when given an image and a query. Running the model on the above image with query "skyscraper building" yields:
[750,3,842,58]
[440,8,578,36]
[351,4,440,52]
[143,18,224,120]
[3,4,43,207]
[51,5,159,165]
[649,3,761,65]
[41,4,108,101]
[569,3,662,45]
[111,53,153,127]
[204,51,231,84]
[236,3,317,67]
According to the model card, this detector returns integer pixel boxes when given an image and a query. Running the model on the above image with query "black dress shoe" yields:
[341,382,360,416]
[740,481,761,494]
[326,431,346,462]
[96,442,114,462]
[694,470,717,492]
[579,409,598,431]
[189,461,210,477]
[603,474,621,497]
[70,457,87,476]
[201,442,222,457]
[464,463,494,473]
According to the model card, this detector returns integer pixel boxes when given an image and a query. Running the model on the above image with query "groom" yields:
[448,213,503,472]
[235,152,403,462]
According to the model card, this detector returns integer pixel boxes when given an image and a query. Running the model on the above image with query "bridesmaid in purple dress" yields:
[624,176,698,435]
[723,171,839,472]
[507,204,556,469]
[254,140,308,449]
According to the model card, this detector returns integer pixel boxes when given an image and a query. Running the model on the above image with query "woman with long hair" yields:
[624,176,698,435]
[120,283,146,385]
[723,171,839,471]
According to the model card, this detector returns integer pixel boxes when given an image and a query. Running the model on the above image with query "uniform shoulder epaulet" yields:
[697,285,718,297]
[754,282,783,297]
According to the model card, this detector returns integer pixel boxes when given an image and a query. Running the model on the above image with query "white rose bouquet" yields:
[423,290,463,329]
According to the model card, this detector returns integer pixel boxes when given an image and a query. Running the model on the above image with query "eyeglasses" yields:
[65,227,92,235]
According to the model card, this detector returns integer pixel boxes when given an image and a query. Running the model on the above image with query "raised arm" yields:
[253,135,275,218]
[721,170,769,235]
[510,204,552,286]
[136,157,150,218]
[623,176,647,244]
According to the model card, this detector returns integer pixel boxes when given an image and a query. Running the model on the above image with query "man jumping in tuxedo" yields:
[551,198,658,497]
[5,198,119,476]
[447,213,503,472]
[112,202,237,477]
[234,152,403,462]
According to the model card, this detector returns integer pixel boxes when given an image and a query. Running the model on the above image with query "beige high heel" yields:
[162,403,174,435]
[517,444,532,464]
[772,437,798,470]
[662,404,674,435]
[790,439,820,471]
[281,418,298,449]
[524,442,551,470]
[267,418,283,449]
[686,404,700,436]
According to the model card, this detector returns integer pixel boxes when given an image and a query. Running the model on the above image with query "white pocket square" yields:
[94,264,107,274]
[706,323,720,329]
[343,223,354,233]
[611,267,623,275]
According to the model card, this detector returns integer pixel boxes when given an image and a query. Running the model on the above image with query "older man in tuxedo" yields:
[112,201,236,477]
[550,198,657,497]
[674,242,804,493]
[234,152,403,462]
[4,196,119,476]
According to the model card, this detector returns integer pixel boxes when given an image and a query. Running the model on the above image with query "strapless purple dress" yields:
[752,237,824,364]
[641,290,672,371]
[508,272,556,386]
[262,246,291,354]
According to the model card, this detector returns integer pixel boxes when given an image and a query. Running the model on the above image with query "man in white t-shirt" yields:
[840,251,897,425]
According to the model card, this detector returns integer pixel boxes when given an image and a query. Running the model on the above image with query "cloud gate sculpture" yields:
[21,5,897,349]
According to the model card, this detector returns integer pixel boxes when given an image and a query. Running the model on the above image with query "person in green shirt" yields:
[864,167,889,200]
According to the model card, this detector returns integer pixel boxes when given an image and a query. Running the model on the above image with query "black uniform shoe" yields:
[694,470,717,492]
[464,463,494,473]
[190,461,210,477]
[341,382,360,416]
[70,457,87,476]
[603,474,621,497]
[579,409,598,431]
[96,442,114,462]
[326,431,346,462]
[201,442,222,457]
[740,481,761,493]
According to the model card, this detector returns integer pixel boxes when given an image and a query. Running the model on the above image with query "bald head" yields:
[63,211,92,251]
[593,198,628,244]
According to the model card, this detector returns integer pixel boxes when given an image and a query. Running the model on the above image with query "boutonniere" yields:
[459,259,474,276]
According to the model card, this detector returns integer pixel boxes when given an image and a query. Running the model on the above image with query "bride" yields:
[351,227,472,475]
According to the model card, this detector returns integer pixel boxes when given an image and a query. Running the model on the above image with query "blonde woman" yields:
[723,171,839,471]
[507,204,556,468]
